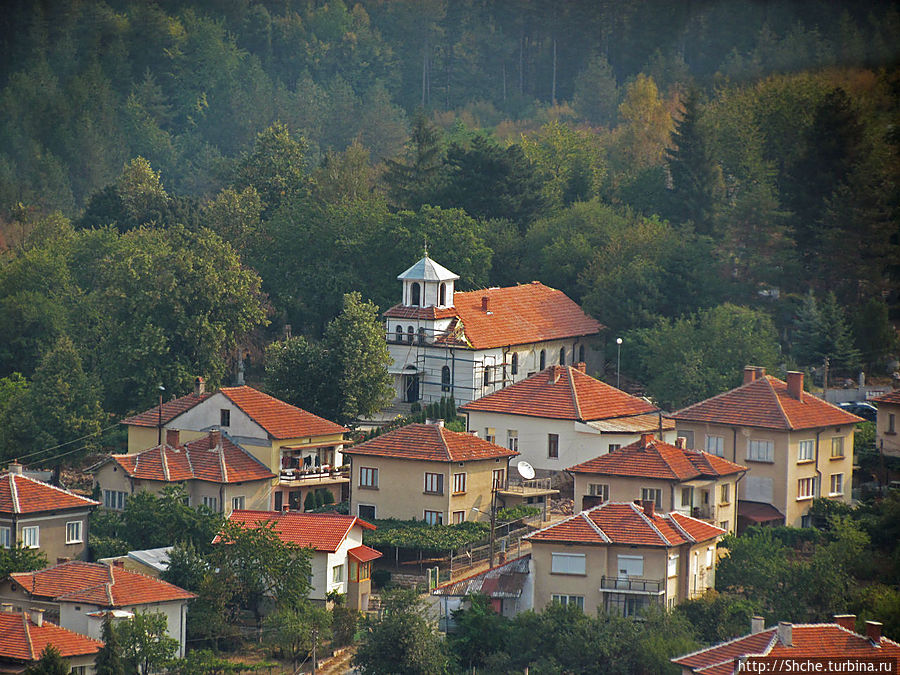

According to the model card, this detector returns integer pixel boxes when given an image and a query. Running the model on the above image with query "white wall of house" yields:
[308,526,365,601]
[175,393,269,444]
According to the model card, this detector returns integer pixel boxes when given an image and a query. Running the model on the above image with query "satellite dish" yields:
[517,461,535,480]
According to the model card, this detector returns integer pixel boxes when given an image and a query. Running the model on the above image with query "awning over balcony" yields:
[737,500,784,525]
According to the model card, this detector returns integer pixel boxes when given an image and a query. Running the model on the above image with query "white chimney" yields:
[29,608,44,627]
[777,621,792,646]
[751,616,765,633]
[8,462,22,475]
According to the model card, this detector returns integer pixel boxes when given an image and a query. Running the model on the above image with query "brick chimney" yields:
[166,428,180,447]
[640,433,654,448]
[751,616,765,633]
[8,461,22,475]
[743,366,758,385]
[675,437,686,449]
[786,371,804,402]
[777,622,793,646]
[574,362,586,373]
[210,429,222,447]
[29,608,44,627]
[550,365,562,383]
[481,296,490,312]
[866,621,883,644]
[641,499,655,517]
[194,376,205,395]
[833,615,856,631]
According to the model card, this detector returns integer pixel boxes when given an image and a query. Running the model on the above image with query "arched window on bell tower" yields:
[411,282,421,307]
[439,283,446,306]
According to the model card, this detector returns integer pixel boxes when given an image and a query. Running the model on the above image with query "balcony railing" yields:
[498,477,554,494]
[280,466,349,483]
[600,576,664,594]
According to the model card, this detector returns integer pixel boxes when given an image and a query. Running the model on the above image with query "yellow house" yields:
[525,501,725,615]
[567,433,746,534]
[671,368,862,529]
[342,421,518,524]
[872,389,900,458]
[121,385,350,511]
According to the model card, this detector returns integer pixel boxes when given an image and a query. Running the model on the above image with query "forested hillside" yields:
[0,0,898,461]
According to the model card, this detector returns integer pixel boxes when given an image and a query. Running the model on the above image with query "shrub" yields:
[372,569,391,589]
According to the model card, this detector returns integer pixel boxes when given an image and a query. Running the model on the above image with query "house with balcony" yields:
[0,463,98,563]
[90,429,275,515]
[567,434,747,533]
[1,561,195,658]
[525,501,725,616]
[217,510,381,611]
[0,606,103,674]
[122,385,349,511]
[671,367,862,529]
[672,615,900,674]
[383,256,603,409]
[342,420,518,524]
[872,389,900,458]
[460,364,676,476]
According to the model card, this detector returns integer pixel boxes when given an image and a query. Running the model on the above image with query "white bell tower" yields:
[397,256,459,308]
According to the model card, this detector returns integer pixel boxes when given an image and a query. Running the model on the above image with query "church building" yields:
[383,256,604,407]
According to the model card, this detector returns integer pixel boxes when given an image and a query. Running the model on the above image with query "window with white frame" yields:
[359,467,378,488]
[452,472,466,494]
[548,433,559,458]
[705,435,724,457]
[706,546,715,567]
[0,527,10,549]
[607,444,621,452]
[507,430,518,451]
[720,483,730,504]
[452,511,465,524]
[719,520,729,531]
[22,526,39,549]
[484,427,496,443]
[748,439,774,462]
[104,490,127,510]
[423,510,443,526]
[332,564,344,583]
[492,468,505,490]
[641,487,662,508]
[552,594,584,610]
[617,555,643,577]
[551,552,586,575]
[202,496,217,511]
[588,483,609,501]
[231,496,245,511]
[424,472,444,495]
[681,487,693,508]
[667,554,678,577]
[798,440,814,462]
[831,437,845,458]
[830,473,844,495]
[65,521,82,544]
[678,430,695,449]
[797,476,816,500]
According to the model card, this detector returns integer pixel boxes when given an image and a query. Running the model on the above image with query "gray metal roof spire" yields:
[397,256,460,282]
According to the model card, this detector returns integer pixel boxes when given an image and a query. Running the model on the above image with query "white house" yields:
[460,364,676,475]
[383,256,604,407]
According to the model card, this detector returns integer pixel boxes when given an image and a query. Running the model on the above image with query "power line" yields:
[13,422,119,463]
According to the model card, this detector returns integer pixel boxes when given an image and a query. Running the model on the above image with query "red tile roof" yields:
[219,387,348,439]
[216,511,375,552]
[385,282,603,350]
[343,423,519,463]
[873,389,900,405]
[672,376,863,430]
[0,612,102,661]
[567,436,746,481]
[348,545,383,563]
[0,474,98,515]
[525,502,724,547]
[673,623,900,673]
[121,392,212,427]
[109,432,275,484]
[11,561,195,607]
[460,366,658,421]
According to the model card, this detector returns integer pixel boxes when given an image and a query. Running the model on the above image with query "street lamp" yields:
[616,338,623,389]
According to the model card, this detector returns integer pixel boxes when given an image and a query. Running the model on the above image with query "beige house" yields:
[122,384,350,511]
[2,561,195,658]
[461,364,675,476]
[671,368,862,529]
[525,501,725,616]
[0,606,102,674]
[872,389,900,458]
[343,421,518,524]
[218,510,382,611]
[91,429,275,516]
[567,434,747,534]
[0,463,98,563]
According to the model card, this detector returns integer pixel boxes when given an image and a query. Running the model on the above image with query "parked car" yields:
[838,401,877,422]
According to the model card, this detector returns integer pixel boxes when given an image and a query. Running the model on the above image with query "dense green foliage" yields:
[24,646,69,675]
[116,612,179,675]
[364,519,489,552]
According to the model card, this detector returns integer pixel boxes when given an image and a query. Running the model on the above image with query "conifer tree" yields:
[24,646,69,675]
[95,614,125,675]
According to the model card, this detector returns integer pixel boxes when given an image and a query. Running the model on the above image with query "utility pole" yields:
[157,385,165,445]
[311,626,317,675]
[823,356,830,392]
[489,485,496,568]
[616,337,623,389]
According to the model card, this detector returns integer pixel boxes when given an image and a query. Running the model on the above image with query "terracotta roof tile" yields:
[11,561,195,607]
[673,376,863,430]
[343,423,518,463]
[347,545,382,563]
[525,502,724,547]
[385,283,602,350]
[873,389,900,405]
[219,387,348,439]
[461,366,657,421]
[567,436,746,480]
[674,624,900,673]
[0,612,103,661]
[0,474,98,515]
[110,432,275,484]
[121,392,211,427]
[217,511,375,552]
